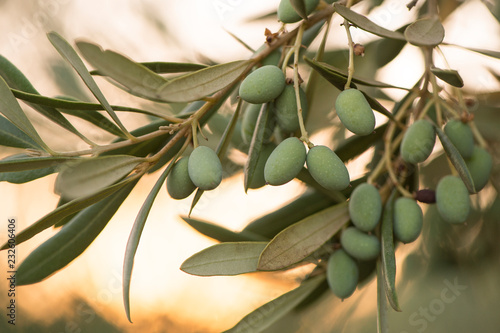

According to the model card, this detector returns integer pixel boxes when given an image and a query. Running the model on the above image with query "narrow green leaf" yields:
[244,103,271,193]
[55,96,126,137]
[181,242,268,276]
[334,3,406,40]
[123,163,173,323]
[11,89,168,119]
[444,44,500,60]
[0,76,52,153]
[47,32,134,139]
[483,0,500,22]
[242,190,335,239]
[181,216,268,242]
[258,202,349,271]
[90,62,207,75]
[380,190,401,312]
[0,54,99,144]
[290,0,308,20]
[76,41,169,102]
[377,261,389,333]
[435,126,476,193]
[55,155,145,200]
[304,58,409,90]
[156,60,250,102]
[0,156,75,172]
[16,180,137,285]
[0,115,41,150]
[404,18,445,47]
[0,175,137,251]
[373,25,409,68]
[431,67,464,88]
[0,154,56,184]
[335,123,388,162]
[223,275,325,333]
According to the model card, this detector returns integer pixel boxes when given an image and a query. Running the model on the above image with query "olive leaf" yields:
[430,67,464,88]
[90,61,206,75]
[180,242,268,276]
[16,180,137,286]
[155,60,251,102]
[0,175,138,251]
[0,55,100,144]
[435,126,476,193]
[334,3,406,41]
[47,32,134,140]
[181,216,268,242]
[223,275,325,333]
[123,162,174,323]
[380,190,401,312]
[0,76,52,153]
[377,261,390,333]
[0,155,76,173]
[11,89,170,119]
[404,18,445,47]
[0,154,56,184]
[244,103,272,192]
[76,41,170,102]
[55,155,146,200]
[257,202,349,271]
[242,190,335,239]
[0,115,41,150]
[444,44,500,60]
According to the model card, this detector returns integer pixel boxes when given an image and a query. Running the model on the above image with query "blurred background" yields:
[0,0,499,332]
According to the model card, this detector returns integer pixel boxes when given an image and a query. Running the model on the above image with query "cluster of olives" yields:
[400,117,492,223]
[327,183,424,299]
[239,65,352,191]
[166,146,223,200]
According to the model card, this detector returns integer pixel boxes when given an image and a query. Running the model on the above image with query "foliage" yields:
[1,0,499,332]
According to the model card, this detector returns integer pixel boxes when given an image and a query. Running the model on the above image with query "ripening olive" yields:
[264,137,306,186]
[306,145,350,191]
[248,144,276,189]
[327,249,359,299]
[349,183,382,232]
[273,85,308,132]
[436,175,470,224]
[239,65,286,104]
[465,146,492,192]
[444,120,474,159]
[278,0,320,24]
[335,89,376,136]
[187,146,223,191]
[166,157,196,200]
[341,227,381,261]
[400,119,436,164]
[393,197,423,244]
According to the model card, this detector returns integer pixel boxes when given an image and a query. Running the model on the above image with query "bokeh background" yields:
[0,0,499,332]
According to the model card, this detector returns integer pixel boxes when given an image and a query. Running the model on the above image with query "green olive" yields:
[393,197,423,244]
[465,146,492,192]
[436,175,470,224]
[348,183,382,232]
[341,227,381,261]
[264,137,306,186]
[327,249,359,299]
[400,119,436,164]
[444,120,474,159]
[335,89,376,136]
[187,146,223,191]
[306,145,350,191]
[239,65,286,104]
[273,85,308,132]
[278,0,320,24]
[166,157,196,200]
